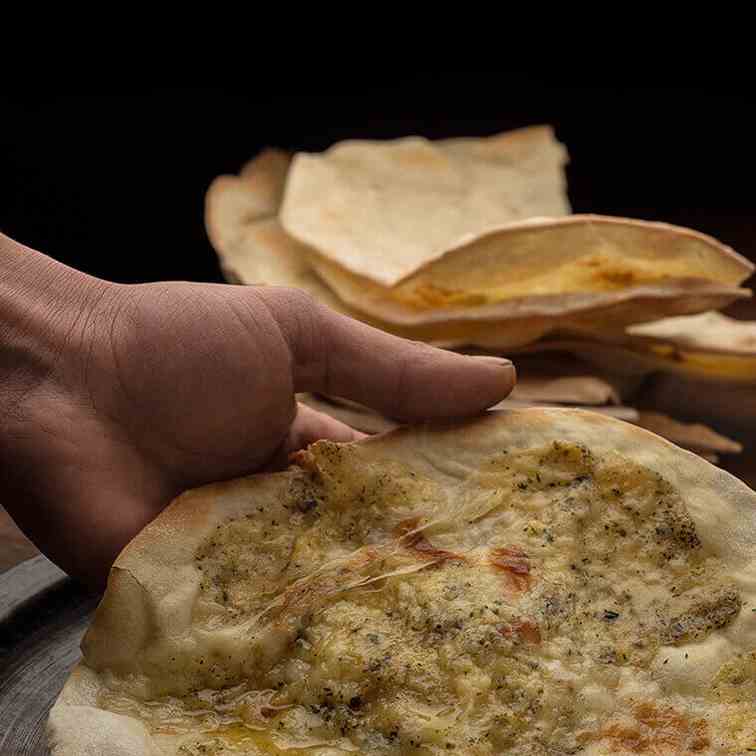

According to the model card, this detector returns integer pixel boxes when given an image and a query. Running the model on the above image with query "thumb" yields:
[253,287,516,420]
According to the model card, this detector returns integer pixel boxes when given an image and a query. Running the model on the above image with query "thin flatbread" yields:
[49,410,756,753]
[635,411,742,456]
[205,149,291,258]
[206,155,750,351]
[499,365,621,406]
[523,322,756,383]
[623,312,756,382]
[306,214,752,326]
[496,353,635,405]
[281,126,570,286]
[301,394,735,464]
[628,311,756,356]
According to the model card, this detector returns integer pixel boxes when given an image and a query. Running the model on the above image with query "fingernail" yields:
[469,355,514,369]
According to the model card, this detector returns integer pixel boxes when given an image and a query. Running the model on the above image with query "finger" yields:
[265,403,366,470]
[287,402,367,449]
[256,288,516,420]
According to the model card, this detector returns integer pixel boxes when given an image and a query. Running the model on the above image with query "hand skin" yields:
[0,233,516,588]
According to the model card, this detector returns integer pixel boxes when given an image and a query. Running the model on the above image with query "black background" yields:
[1,80,755,288]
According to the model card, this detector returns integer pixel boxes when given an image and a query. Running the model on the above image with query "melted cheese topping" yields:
[98,442,754,754]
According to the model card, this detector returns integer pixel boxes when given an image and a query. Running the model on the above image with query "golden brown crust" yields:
[306,213,752,326]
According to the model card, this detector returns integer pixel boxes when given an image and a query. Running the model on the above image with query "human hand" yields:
[0,234,515,586]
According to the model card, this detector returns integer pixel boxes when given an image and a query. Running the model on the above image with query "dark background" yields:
[1,80,755,292]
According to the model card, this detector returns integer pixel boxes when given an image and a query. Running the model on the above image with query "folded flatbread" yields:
[303,215,751,326]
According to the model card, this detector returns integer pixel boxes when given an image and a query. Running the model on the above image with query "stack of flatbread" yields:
[205,127,755,470]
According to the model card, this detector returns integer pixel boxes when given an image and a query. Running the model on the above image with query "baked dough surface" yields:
[49,410,756,754]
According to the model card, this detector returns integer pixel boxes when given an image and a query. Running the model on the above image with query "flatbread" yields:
[299,394,737,464]
[622,312,756,382]
[520,331,756,384]
[206,156,750,351]
[50,410,756,753]
[549,312,756,384]
[305,215,752,326]
[205,149,293,286]
[205,149,291,253]
[628,312,756,356]
[524,317,756,384]
[634,411,742,456]
[497,353,639,405]
[280,126,570,287]
[508,361,619,406]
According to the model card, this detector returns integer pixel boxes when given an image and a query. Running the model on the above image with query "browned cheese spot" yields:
[596,702,709,753]
[395,518,464,563]
[489,546,532,593]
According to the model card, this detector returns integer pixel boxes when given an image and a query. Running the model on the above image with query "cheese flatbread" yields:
[49,410,756,754]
